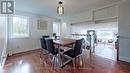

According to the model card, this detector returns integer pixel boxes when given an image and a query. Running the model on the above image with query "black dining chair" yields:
[42,35,50,39]
[45,38,64,66]
[63,38,84,67]
[40,36,50,55]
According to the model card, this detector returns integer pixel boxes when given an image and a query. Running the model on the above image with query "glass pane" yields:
[53,22,60,36]
[12,15,29,37]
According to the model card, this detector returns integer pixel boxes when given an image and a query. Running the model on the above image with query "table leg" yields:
[57,44,73,68]
[57,44,63,67]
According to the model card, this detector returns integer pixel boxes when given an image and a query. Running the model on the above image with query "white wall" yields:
[71,20,118,34]
[65,10,93,24]
[0,15,7,55]
[8,11,59,54]
[63,5,118,23]
[94,5,118,21]
[61,4,118,38]
[118,0,130,62]
[0,14,8,67]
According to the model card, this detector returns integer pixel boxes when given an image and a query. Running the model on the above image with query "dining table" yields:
[53,38,77,67]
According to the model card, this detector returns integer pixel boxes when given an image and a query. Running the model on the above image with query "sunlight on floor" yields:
[11,60,30,73]
[0,65,3,73]
[94,44,116,60]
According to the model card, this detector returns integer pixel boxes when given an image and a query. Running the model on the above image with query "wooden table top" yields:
[53,38,76,46]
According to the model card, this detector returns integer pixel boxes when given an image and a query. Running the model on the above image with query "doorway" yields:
[94,30,118,60]
[70,18,118,61]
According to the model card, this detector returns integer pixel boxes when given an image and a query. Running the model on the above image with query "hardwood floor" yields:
[2,49,130,73]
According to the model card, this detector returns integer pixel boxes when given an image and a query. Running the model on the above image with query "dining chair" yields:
[40,38,47,54]
[42,35,50,39]
[63,38,84,67]
[45,38,64,66]
[81,38,86,49]
[40,36,50,55]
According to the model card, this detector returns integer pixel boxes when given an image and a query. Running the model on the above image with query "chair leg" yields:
[40,50,42,59]
[80,55,84,67]
[48,54,52,64]
[52,55,56,67]
[75,57,77,64]
[55,55,59,67]
[59,53,63,67]
[72,59,75,69]
[40,49,44,62]
[72,60,74,67]
[42,49,49,55]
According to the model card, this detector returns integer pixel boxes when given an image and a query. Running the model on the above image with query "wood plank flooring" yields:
[2,49,130,73]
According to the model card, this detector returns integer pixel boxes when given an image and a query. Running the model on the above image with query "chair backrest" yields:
[45,38,55,54]
[74,38,83,56]
[40,36,50,50]
[42,35,50,39]
[40,38,45,49]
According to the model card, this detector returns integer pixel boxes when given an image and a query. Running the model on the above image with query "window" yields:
[97,31,114,39]
[53,22,60,36]
[11,15,29,38]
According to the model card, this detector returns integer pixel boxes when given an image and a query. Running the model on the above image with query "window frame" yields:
[11,15,30,38]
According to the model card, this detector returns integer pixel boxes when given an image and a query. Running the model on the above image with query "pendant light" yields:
[57,1,64,15]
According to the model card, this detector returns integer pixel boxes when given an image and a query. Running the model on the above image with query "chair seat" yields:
[63,49,76,58]
[52,48,64,55]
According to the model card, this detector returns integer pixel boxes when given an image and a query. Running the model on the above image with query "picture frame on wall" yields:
[37,20,48,30]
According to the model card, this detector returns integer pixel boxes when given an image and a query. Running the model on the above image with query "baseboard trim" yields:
[8,48,41,57]
[119,56,130,63]
[9,47,40,55]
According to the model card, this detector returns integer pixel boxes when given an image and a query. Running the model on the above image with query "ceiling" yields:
[15,0,121,18]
